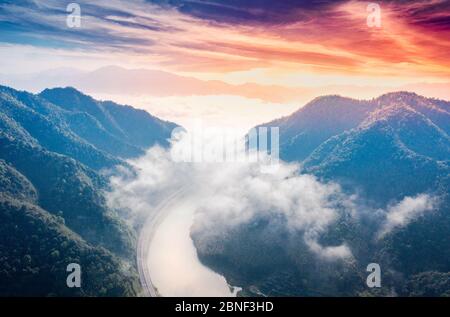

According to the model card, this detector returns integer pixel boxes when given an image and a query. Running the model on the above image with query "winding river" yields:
[137,190,240,297]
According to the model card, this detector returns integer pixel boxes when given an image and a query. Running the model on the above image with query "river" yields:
[146,198,241,297]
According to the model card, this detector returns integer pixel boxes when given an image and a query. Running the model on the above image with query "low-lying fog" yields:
[107,131,436,296]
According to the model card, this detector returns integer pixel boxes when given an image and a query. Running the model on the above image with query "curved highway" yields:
[136,188,187,297]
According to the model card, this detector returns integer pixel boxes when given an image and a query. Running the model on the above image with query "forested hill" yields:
[0,85,178,296]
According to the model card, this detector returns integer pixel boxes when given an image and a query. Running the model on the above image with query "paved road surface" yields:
[136,188,187,297]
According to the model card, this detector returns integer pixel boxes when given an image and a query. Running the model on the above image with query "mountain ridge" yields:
[207,92,450,296]
[0,85,179,296]
[3,66,450,103]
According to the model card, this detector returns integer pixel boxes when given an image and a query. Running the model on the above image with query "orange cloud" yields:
[1,0,449,87]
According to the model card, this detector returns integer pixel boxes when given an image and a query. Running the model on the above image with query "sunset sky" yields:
[0,0,449,128]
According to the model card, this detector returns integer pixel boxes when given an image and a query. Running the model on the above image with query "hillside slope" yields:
[201,92,450,297]
[0,85,179,296]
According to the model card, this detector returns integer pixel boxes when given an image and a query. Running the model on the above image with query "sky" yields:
[0,0,449,128]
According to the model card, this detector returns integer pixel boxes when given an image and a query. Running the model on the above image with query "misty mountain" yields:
[3,66,450,104]
[0,85,178,296]
[39,87,178,159]
[258,92,449,203]
[261,95,377,161]
[1,66,311,103]
[303,92,450,204]
[197,92,450,296]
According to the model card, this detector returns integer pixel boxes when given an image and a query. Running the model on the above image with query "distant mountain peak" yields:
[256,91,450,162]
[303,94,358,108]
[378,91,421,99]
[375,91,422,108]
[360,102,425,130]
[376,90,450,116]
[40,86,90,98]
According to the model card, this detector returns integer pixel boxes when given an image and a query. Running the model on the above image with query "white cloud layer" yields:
[377,194,436,238]
[107,132,356,261]
[107,133,440,294]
